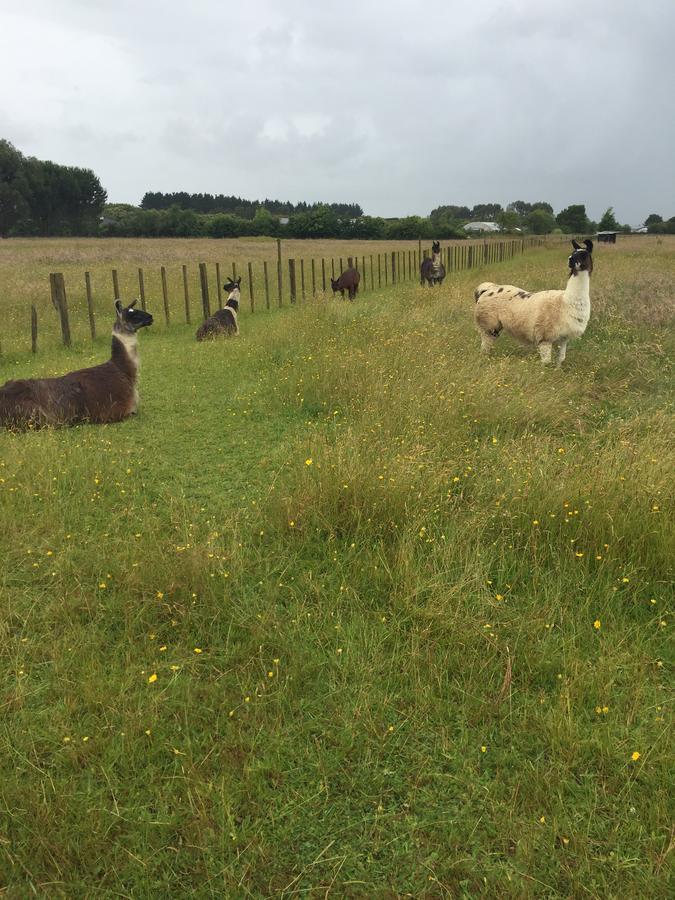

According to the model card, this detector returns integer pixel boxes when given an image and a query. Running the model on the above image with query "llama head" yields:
[432,240,441,254]
[330,277,339,291]
[223,276,241,295]
[568,239,594,276]
[114,299,154,332]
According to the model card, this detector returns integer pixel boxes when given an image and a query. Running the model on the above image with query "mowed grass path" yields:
[0,238,673,897]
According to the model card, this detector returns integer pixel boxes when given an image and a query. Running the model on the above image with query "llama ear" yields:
[584,239,594,253]
[236,276,241,286]
[129,299,138,308]
[115,299,123,315]
[571,239,582,249]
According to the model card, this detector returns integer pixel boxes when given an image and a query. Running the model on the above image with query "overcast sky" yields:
[1,0,673,223]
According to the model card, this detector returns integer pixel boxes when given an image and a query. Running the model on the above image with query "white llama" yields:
[474,240,593,366]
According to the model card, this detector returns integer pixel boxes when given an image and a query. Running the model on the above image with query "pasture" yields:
[0,236,673,896]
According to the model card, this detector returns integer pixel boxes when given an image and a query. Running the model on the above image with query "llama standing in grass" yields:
[0,300,153,429]
[196,278,240,340]
[420,241,446,286]
[330,267,360,301]
[474,240,593,366]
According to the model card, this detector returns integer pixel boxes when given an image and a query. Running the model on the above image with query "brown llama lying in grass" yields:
[0,300,153,429]
[196,278,240,340]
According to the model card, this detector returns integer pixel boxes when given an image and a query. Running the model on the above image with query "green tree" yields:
[644,213,662,226]
[598,207,620,231]
[497,210,520,232]
[526,208,556,234]
[531,201,554,214]
[556,204,589,233]
[250,206,279,236]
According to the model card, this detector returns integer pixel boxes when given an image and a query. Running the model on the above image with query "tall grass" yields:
[0,237,673,896]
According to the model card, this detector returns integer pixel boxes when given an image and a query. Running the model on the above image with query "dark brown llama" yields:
[196,278,240,340]
[330,267,360,301]
[0,300,153,430]
[420,240,446,286]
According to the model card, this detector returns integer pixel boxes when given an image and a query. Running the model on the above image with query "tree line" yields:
[0,140,107,237]
[100,203,467,240]
[140,191,363,220]
[3,138,669,239]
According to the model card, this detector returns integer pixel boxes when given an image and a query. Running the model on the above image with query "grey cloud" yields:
[1,0,673,222]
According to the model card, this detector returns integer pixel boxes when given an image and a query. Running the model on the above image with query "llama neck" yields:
[111,328,139,379]
[564,270,591,315]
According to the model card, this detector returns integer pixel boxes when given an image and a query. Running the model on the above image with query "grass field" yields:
[0,236,539,357]
[0,236,673,896]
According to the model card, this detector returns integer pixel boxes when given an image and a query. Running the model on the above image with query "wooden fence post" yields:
[378,254,382,287]
[277,239,283,306]
[300,259,305,301]
[84,272,96,339]
[216,263,222,306]
[311,258,316,298]
[182,264,191,323]
[50,273,72,347]
[31,305,38,354]
[138,268,146,310]
[199,263,210,319]
[339,257,344,275]
[321,258,326,293]
[263,261,270,309]
[160,266,170,324]
[391,251,396,285]
[370,255,374,290]
[248,261,255,312]
[112,269,120,299]
[331,259,335,279]
[288,259,297,304]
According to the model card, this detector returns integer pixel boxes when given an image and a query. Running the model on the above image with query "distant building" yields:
[278,216,290,226]
[597,231,617,243]
[464,221,500,233]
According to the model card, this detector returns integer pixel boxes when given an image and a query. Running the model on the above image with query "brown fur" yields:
[0,301,152,429]
[1,339,137,428]
[331,268,360,300]
[195,308,238,341]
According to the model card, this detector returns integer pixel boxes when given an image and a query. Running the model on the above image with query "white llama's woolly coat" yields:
[475,270,591,364]
[474,282,530,302]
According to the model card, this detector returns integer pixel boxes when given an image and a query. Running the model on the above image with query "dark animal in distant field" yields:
[0,300,153,430]
[196,278,241,340]
[420,240,446,286]
[330,267,360,300]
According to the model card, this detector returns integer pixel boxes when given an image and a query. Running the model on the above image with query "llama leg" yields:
[538,341,553,365]
[556,339,568,368]
[480,331,497,354]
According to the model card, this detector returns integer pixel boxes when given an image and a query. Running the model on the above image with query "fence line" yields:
[14,237,545,355]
